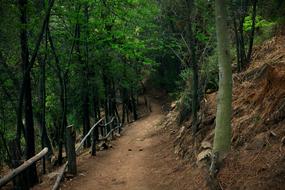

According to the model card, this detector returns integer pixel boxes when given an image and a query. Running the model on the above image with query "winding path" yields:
[36,100,192,190]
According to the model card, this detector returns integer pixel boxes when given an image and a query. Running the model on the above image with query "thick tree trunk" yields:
[212,0,233,170]
[58,82,67,165]
[66,126,77,175]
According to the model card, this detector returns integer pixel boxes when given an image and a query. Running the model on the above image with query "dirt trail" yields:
[48,101,192,190]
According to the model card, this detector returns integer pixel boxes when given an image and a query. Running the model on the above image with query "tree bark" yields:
[246,0,258,63]
[233,18,242,72]
[185,0,199,134]
[82,4,91,148]
[131,91,138,121]
[47,27,68,165]
[212,0,233,170]
[18,0,38,186]
[66,126,77,175]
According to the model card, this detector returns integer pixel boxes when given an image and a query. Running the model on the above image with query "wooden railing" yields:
[52,116,121,190]
[0,116,121,190]
[0,148,48,188]
[75,118,104,154]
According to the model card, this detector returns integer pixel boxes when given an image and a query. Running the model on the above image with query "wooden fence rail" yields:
[76,118,104,154]
[100,124,122,141]
[0,148,48,187]
[0,116,121,190]
[52,162,68,190]
[52,116,121,190]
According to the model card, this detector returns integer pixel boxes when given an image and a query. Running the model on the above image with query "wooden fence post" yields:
[91,126,97,156]
[111,119,114,139]
[66,125,77,175]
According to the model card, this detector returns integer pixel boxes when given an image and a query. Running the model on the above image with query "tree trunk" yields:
[239,16,246,69]
[58,81,67,166]
[246,0,258,63]
[91,95,100,156]
[211,0,233,173]
[66,126,77,175]
[233,18,242,72]
[185,0,199,134]
[82,4,91,148]
[131,91,138,121]
[47,27,68,166]
[39,22,53,171]
[18,0,38,186]
[9,140,28,190]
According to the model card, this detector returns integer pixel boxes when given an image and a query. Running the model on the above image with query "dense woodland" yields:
[0,0,284,189]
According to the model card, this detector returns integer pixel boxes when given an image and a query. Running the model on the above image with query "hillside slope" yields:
[163,34,285,190]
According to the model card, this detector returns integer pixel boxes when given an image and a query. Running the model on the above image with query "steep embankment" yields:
[163,35,285,190]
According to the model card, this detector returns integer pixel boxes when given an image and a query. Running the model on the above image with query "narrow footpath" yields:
[36,101,193,190]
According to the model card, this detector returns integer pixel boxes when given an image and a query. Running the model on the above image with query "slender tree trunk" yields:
[185,0,199,134]
[82,4,91,148]
[239,16,246,69]
[92,95,100,156]
[39,55,46,173]
[39,18,53,173]
[233,18,242,72]
[75,22,89,147]
[18,0,38,186]
[122,90,126,124]
[47,27,68,165]
[131,90,138,121]
[247,0,258,63]
[211,0,233,174]
[0,133,12,165]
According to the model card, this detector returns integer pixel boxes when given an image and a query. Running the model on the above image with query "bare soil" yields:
[171,34,285,190]
[34,100,194,190]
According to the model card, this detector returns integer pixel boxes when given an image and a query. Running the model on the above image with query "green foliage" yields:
[244,15,275,32]
[0,0,283,171]
[176,69,192,124]
[201,51,219,92]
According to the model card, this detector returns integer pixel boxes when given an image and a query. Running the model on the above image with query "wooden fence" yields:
[52,116,121,190]
[0,116,121,190]
[0,148,48,188]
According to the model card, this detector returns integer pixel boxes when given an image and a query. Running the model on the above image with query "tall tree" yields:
[185,0,199,134]
[18,0,38,185]
[211,0,233,175]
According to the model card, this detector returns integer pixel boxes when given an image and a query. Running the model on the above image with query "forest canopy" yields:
[0,0,284,189]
